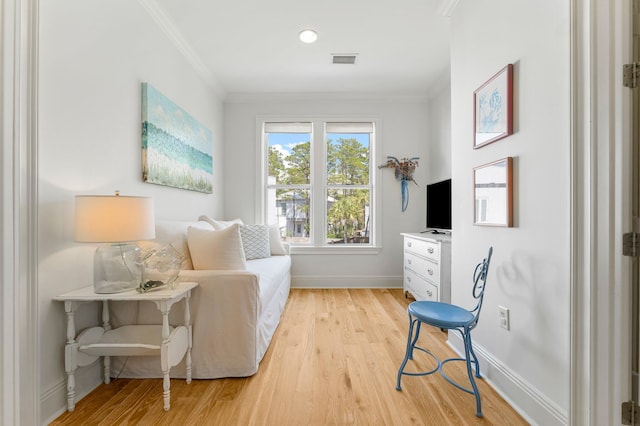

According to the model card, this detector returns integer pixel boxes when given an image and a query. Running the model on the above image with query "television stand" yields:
[400,233,451,304]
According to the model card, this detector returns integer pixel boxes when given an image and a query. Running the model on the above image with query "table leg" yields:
[101,300,112,384]
[64,344,77,412]
[63,301,78,411]
[102,300,111,331]
[103,356,111,384]
[163,369,170,411]
[160,302,171,411]
[185,291,192,384]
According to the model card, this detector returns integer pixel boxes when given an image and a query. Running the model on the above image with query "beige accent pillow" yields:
[198,215,244,231]
[141,220,214,270]
[186,224,246,270]
[269,224,287,255]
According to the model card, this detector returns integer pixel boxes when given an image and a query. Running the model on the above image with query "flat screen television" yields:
[426,178,452,232]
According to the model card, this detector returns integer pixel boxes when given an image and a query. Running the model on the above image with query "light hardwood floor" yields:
[51,288,528,425]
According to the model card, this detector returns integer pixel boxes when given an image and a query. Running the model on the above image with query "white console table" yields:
[53,282,198,412]
[401,233,451,303]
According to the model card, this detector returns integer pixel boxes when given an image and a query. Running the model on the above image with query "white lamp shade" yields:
[75,195,156,243]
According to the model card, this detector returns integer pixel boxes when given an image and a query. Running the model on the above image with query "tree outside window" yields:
[326,135,370,244]
[264,121,374,247]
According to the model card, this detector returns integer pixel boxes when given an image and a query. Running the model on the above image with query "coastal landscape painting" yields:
[141,83,213,193]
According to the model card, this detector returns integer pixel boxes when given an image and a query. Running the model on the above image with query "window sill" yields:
[289,245,382,255]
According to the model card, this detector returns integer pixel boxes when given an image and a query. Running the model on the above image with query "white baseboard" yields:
[291,275,403,289]
[447,333,567,426]
[41,361,102,425]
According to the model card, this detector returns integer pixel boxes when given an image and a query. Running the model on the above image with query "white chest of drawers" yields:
[401,233,451,303]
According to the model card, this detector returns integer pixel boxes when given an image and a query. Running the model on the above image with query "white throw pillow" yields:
[240,224,271,260]
[198,215,245,231]
[269,224,287,255]
[149,220,214,270]
[186,224,246,270]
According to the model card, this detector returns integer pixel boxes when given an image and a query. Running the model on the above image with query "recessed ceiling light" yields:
[299,29,318,44]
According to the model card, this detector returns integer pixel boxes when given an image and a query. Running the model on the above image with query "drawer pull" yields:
[427,290,433,297]
[427,269,434,275]
[408,259,412,265]
[407,276,411,283]
[407,242,412,248]
[428,247,434,254]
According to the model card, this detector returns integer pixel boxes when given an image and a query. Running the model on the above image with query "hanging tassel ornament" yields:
[401,179,410,212]
[378,156,420,212]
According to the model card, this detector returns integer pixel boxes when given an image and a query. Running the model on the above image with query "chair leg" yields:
[462,331,482,417]
[468,337,481,378]
[408,321,421,360]
[396,314,419,391]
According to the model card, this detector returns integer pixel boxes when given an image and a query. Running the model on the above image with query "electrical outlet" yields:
[499,306,510,330]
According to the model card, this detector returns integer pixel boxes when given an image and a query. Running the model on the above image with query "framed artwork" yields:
[141,82,213,193]
[473,157,513,227]
[473,64,514,149]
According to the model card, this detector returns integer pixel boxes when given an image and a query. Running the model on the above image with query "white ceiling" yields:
[154,0,452,97]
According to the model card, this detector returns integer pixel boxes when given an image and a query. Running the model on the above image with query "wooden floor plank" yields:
[50,288,528,425]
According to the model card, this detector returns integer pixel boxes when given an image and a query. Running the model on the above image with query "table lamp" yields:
[75,191,155,293]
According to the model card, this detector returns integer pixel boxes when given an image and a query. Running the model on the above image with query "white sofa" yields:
[109,219,291,379]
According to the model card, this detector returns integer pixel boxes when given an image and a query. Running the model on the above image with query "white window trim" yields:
[255,115,382,254]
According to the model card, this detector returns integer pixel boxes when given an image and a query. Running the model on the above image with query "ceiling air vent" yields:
[332,54,358,65]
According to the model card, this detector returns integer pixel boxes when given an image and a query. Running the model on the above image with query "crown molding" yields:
[225,91,430,104]
[138,0,226,99]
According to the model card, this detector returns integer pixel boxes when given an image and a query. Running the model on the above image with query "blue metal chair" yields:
[396,246,493,417]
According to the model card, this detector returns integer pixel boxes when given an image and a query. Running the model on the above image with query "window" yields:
[261,119,378,251]
[325,123,372,245]
[264,122,312,244]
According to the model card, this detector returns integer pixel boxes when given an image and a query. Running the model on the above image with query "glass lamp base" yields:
[93,243,141,293]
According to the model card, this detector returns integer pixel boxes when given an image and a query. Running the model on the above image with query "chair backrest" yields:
[469,246,493,328]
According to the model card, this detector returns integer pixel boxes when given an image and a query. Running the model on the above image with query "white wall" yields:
[38,1,224,421]
[224,95,430,286]
[450,1,570,424]
[427,73,452,183]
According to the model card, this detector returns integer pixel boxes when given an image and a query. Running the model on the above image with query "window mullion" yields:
[327,185,371,190]
[311,121,326,246]
[267,184,310,190]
